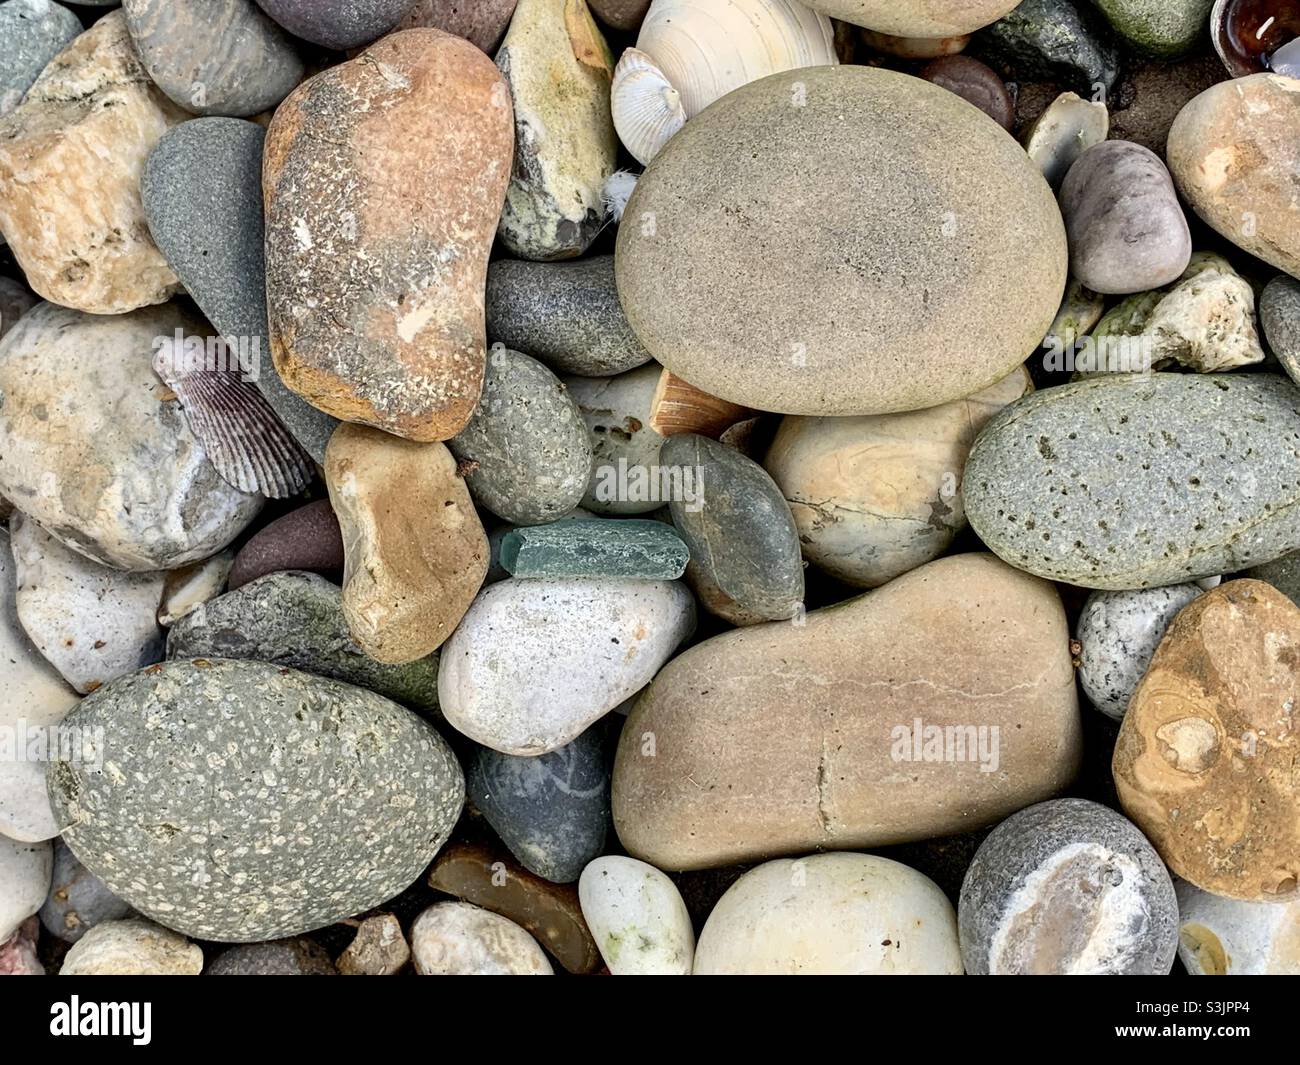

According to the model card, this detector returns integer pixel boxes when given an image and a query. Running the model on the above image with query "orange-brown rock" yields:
[1114,580,1300,902]
[264,29,514,441]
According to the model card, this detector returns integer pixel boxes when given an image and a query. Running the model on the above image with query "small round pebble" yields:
[228,500,344,591]
[59,918,204,976]
[410,902,553,975]
[205,938,337,975]
[38,839,133,944]
[918,55,1014,129]
[579,856,694,975]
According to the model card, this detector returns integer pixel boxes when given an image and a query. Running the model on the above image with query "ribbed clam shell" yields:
[612,48,687,165]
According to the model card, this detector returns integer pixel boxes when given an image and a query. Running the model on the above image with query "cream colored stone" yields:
[579,856,694,975]
[59,918,202,975]
[410,902,552,975]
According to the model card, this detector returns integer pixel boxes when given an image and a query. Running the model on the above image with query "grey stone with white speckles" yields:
[959,798,1179,975]
[205,937,337,974]
[47,658,464,942]
[965,374,1300,589]
[468,726,609,883]
[0,0,82,116]
[165,571,440,715]
[38,838,133,944]
[1261,275,1300,389]
[1077,584,1202,719]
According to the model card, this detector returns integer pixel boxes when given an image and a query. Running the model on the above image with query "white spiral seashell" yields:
[611,48,687,166]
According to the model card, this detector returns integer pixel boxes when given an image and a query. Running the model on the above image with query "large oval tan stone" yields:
[615,65,1065,416]
[1114,580,1300,903]
[612,553,1081,871]
[802,1,1018,38]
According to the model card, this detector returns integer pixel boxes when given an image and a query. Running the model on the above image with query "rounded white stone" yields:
[59,918,203,975]
[410,902,552,975]
[0,835,52,941]
[1176,878,1300,975]
[579,856,694,975]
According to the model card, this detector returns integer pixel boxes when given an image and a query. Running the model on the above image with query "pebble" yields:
[49,659,465,940]
[399,0,519,53]
[1021,91,1109,189]
[695,853,963,975]
[411,902,553,975]
[1060,141,1192,295]
[59,919,203,976]
[0,303,263,571]
[501,519,688,580]
[157,551,235,627]
[439,577,694,755]
[0,277,37,339]
[264,29,513,441]
[468,726,609,883]
[1175,879,1300,975]
[578,856,694,975]
[123,0,303,117]
[612,554,1082,871]
[206,938,337,975]
[0,0,81,115]
[486,508,598,585]
[958,799,1179,974]
[587,0,649,32]
[804,1,1016,37]
[1248,549,1300,606]
[427,841,602,973]
[1092,0,1216,58]
[166,571,442,715]
[973,0,1121,93]
[918,55,1014,129]
[1107,53,1224,152]
[565,364,666,515]
[1261,274,1300,386]
[254,0,416,49]
[0,11,184,314]
[0,917,41,975]
[38,839,133,944]
[449,347,594,524]
[141,118,337,461]
[764,367,1030,590]
[1114,580,1300,902]
[0,836,51,941]
[486,257,652,377]
[1076,584,1203,720]
[964,374,1300,589]
[616,65,1065,417]
[9,513,165,695]
[337,914,410,976]
[228,500,344,591]
[662,433,804,625]
[495,0,616,261]
[326,425,488,666]
[1168,74,1300,279]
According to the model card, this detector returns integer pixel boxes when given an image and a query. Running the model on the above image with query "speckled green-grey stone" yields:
[965,374,1300,589]
[1247,550,1300,607]
[501,519,687,580]
[0,0,82,115]
[661,433,803,624]
[47,658,464,942]
[449,347,593,524]
[1090,0,1214,58]
[974,0,1121,93]
[164,571,439,715]
[1261,275,1300,388]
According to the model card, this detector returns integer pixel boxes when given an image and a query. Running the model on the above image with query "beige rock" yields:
[0,12,184,314]
[264,29,514,441]
[1114,580,1300,902]
[1167,74,1300,280]
[325,424,489,665]
[337,914,411,975]
[613,553,1081,871]
[765,367,1030,589]
[803,0,1017,37]
[410,901,552,975]
[59,918,202,975]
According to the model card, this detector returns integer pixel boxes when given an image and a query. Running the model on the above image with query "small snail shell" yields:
[611,48,686,166]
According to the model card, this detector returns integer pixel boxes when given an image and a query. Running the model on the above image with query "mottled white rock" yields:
[1175,878,1300,975]
[10,514,165,693]
[58,918,203,975]
[156,549,235,626]
[0,836,52,941]
[1077,584,1202,719]
[1022,91,1109,189]
[565,364,666,515]
[694,852,962,975]
[439,577,695,754]
[579,856,693,975]
[410,902,553,975]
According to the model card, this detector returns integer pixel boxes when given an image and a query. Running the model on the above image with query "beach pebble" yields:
[166,571,441,715]
[142,118,336,462]
[123,0,303,117]
[468,726,609,883]
[486,509,598,585]
[254,0,416,49]
[613,554,1081,871]
[958,798,1179,974]
[0,917,41,975]
[157,551,235,627]
[337,914,410,976]
[486,257,652,377]
[617,65,1065,417]
[1167,74,1300,279]
[206,938,337,975]
[496,0,616,260]
[59,919,203,976]
[228,500,344,591]
[765,368,1030,589]
[1114,580,1300,902]
[1060,140,1191,296]
[566,364,666,515]
[579,856,694,975]
[587,0,649,31]
[326,425,488,666]
[695,853,963,975]
[501,519,687,581]
[1261,275,1300,386]
[662,433,803,625]
[1175,879,1300,975]
[1021,91,1109,189]
[0,0,81,115]
[964,374,1300,589]
[399,0,519,53]
[38,840,133,944]
[449,347,593,524]
[440,577,694,755]
[0,11,184,314]
[49,659,464,940]
[804,0,1015,37]
[974,0,1121,93]
[264,29,513,441]
[1092,0,1216,58]
[918,54,1013,129]
[411,902,552,975]
[1076,584,1203,720]
[0,836,51,941]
